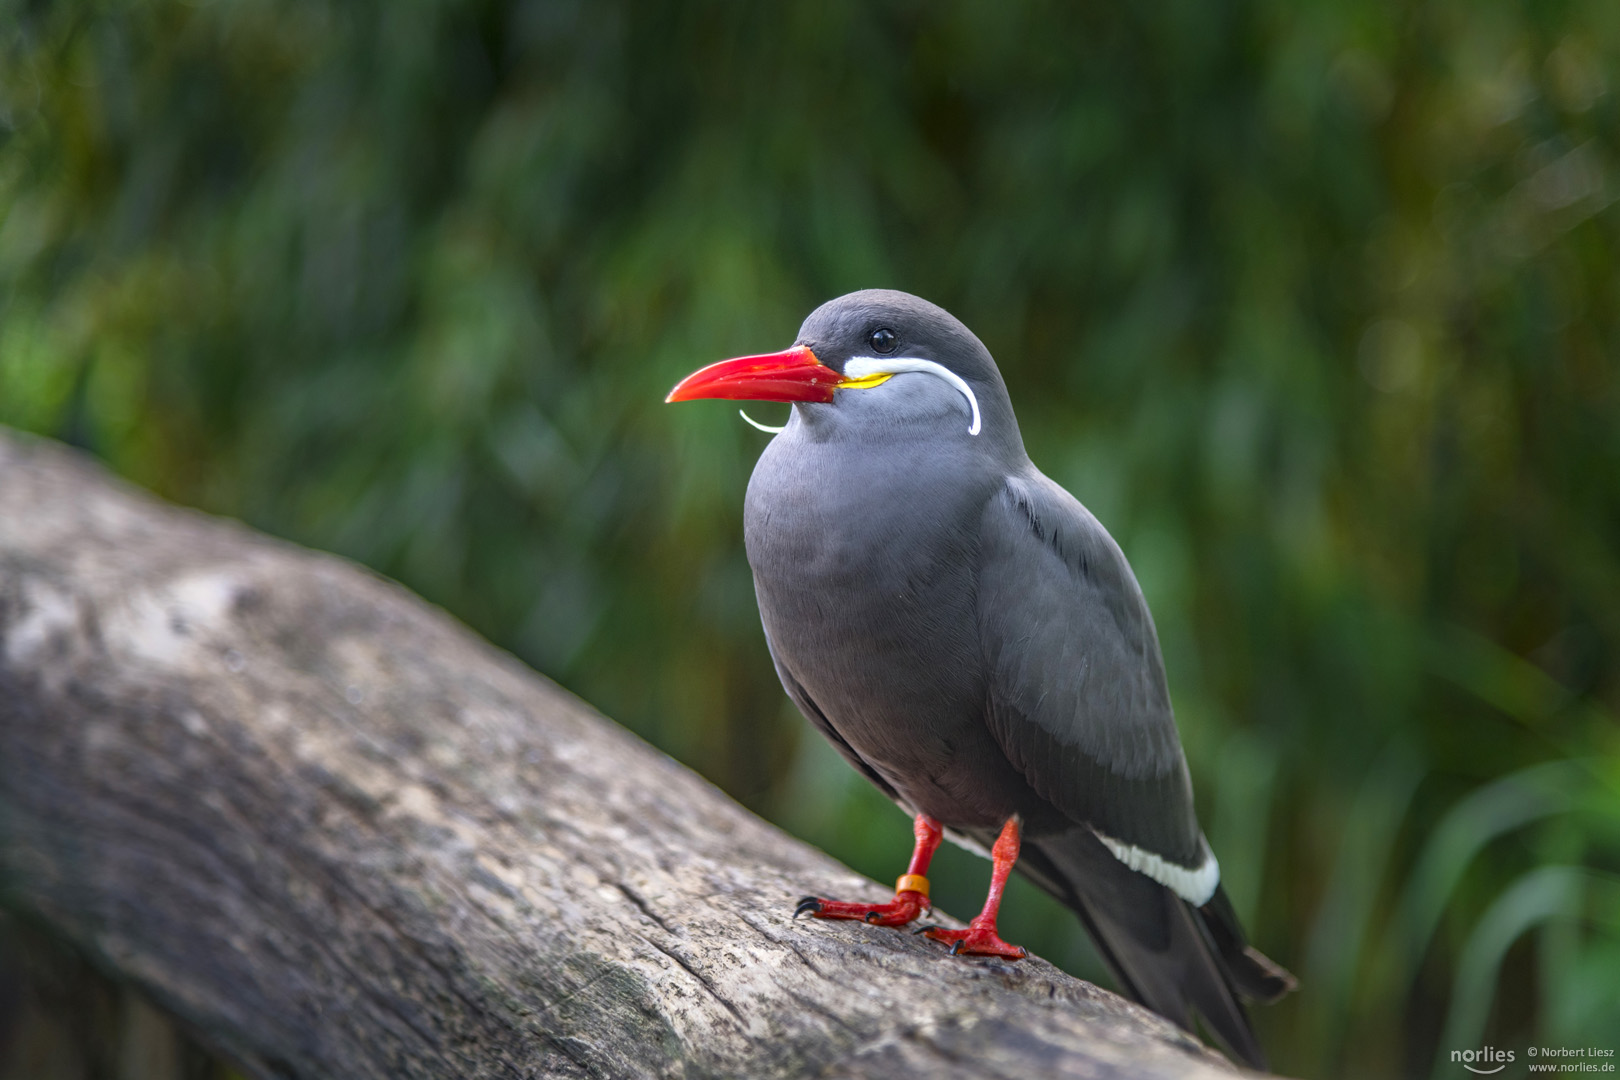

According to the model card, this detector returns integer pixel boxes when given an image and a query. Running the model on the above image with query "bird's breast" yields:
[742,428,1026,825]
[743,429,990,638]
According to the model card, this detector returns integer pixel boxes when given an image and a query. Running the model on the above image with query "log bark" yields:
[0,429,1247,1080]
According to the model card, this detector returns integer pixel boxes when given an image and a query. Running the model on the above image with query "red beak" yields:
[665,345,843,404]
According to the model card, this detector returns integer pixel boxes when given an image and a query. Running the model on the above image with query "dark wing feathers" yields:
[977,472,1202,864]
[1015,830,1266,1066]
[976,471,1292,1069]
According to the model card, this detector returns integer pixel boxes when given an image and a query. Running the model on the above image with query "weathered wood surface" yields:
[0,429,1248,1079]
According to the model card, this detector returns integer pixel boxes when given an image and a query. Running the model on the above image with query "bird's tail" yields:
[1017,829,1295,1071]
[1196,883,1297,1005]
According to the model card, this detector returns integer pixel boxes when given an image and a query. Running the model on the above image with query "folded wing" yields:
[976,471,1293,1067]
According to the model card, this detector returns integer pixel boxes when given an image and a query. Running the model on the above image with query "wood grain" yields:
[0,429,1248,1079]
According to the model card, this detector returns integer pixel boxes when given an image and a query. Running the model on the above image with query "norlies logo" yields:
[1453,1047,1517,1075]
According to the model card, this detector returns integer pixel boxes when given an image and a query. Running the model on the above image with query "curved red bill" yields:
[665,345,843,404]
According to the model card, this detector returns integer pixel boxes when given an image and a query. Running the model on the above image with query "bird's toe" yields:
[924,924,1028,960]
[791,891,926,927]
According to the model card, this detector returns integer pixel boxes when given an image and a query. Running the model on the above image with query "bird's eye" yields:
[869,328,898,354]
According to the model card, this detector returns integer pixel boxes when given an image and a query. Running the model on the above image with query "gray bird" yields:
[667,289,1295,1068]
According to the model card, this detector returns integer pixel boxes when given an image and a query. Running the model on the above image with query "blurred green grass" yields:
[2,2,1618,1076]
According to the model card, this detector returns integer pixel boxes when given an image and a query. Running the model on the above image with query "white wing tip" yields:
[1094,830,1220,905]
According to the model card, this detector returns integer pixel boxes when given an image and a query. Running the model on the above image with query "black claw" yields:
[864,911,881,923]
[911,924,938,936]
[794,897,822,919]
[949,940,964,956]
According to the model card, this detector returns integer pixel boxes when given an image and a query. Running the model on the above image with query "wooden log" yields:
[0,429,1247,1079]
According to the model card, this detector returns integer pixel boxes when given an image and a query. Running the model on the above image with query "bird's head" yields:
[667,290,1017,447]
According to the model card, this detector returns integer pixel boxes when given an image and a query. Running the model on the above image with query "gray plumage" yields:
[739,290,1292,1067]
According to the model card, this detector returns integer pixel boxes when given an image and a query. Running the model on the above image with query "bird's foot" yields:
[918,922,1028,959]
[793,888,928,927]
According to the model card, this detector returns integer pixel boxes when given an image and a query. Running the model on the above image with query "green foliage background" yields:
[3,1,1618,1075]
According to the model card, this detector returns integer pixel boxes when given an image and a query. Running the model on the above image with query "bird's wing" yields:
[975,471,1296,1069]
[975,470,1206,878]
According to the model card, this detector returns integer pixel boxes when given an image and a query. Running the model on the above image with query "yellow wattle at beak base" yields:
[836,372,894,391]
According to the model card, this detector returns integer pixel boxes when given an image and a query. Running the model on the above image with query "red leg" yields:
[795,813,942,927]
[922,817,1028,959]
